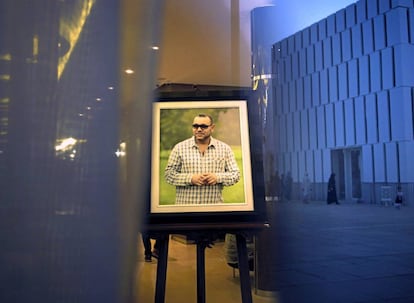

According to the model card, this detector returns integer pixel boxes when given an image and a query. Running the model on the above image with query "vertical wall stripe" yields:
[377,90,391,142]
[317,106,327,148]
[373,143,386,182]
[367,0,379,19]
[301,110,309,149]
[306,150,315,181]
[336,8,346,32]
[373,14,387,50]
[386,7,410,45]
[398,141,414,182]
[292,51,299,79]
[369,51,382,92]
[314,149,324,182]
[362,145,374,182]
[351,24,363,57]
[390,87,414,140]
[357,0,368,23]
[348,58,359,97]
[320,69,329,104]
[314,41,324,71]
[294,111,301,151]
[288,35,295,53]
[312,73,321,106]
[338,62,349,100]
[295,31,303,51]
[342,29,352,61]
[304,75,312,108]
[307,45,315,74]
[310,23,319,43]
[282,83,289,113]
[362,19,374,54]
[299,48,307,77]
[318,19,327,40]
[409,8,414,43]
[327,14,337,36]
[366,93,378,143]
[355,96,367,144]
[323,37,333,68]
[385,142,399,182]
[303,27,311,47]
[323,148,332,181]
[346,4,357,28]
[309,108,318,149]
[335,101,345,146]
[326,104,335,147]
[332,34,342,64]
[345,98,356,145]
[296,78,304,109]
[328,66,338,101]
[394,44,414,86]
[289,81,297,111]
[287,112,294,151]
[358,55,370,95]
[381,47,395,89]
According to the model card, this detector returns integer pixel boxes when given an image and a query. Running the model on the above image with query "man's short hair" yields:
[196,113,214,124]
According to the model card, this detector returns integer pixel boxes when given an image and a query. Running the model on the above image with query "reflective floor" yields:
[134,237,277,303]
[134,200,414,303]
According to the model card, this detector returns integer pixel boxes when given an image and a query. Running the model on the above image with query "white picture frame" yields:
[151,100,254,213]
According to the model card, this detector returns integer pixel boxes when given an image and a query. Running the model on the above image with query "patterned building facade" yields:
[271,0,414,203]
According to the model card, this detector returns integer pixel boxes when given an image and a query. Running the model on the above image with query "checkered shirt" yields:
[164,136,240,204]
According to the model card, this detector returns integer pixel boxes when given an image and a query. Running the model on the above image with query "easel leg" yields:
[196,240,207,303]
[236,234,253,303]
[155,235,169,303]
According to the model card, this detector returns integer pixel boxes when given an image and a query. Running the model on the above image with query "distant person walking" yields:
[395,185,403,209]
[327,173,339,205]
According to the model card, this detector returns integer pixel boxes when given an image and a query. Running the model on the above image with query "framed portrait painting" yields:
[151,100,254,214]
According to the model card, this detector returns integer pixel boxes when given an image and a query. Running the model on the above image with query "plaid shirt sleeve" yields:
[214,142,240,186]
[164,141,193,186]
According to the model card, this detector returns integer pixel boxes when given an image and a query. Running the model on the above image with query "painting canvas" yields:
[151,100,254,213]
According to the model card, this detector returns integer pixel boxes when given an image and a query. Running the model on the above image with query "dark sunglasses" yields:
[192,124,211,129]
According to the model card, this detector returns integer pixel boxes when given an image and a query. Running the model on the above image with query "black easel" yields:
[148,222,265,303]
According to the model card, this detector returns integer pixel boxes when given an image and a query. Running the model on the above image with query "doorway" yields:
[331,148,362,202]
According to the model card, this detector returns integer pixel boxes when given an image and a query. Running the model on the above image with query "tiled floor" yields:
[134,237,277,303]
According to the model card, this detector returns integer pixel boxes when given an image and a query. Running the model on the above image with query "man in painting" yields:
[164,113,240,204]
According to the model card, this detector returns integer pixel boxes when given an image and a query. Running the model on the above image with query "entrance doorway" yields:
[331,148,362,202]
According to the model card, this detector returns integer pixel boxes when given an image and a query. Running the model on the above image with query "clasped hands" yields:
[191,173,218,186]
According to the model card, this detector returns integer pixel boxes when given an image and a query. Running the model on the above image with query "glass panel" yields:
[0,1,163,302]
